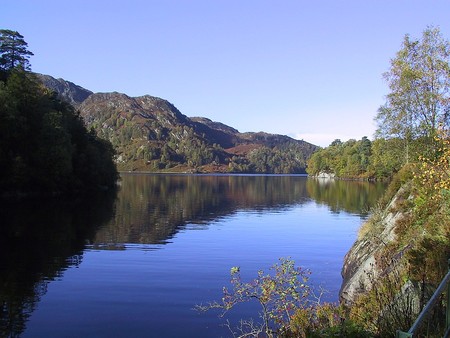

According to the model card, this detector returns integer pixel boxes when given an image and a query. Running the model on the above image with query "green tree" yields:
[359,136,372,169]
[330,139,342,147]
[0,29,34,72]
[368,138,404,178]
[375,27,450,163]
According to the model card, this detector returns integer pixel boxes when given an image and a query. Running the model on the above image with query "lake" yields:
[0,174,386,337]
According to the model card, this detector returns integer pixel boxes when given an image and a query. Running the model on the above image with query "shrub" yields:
[196,258,370,337]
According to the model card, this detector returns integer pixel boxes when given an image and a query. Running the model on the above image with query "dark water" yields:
[1,174,386,337]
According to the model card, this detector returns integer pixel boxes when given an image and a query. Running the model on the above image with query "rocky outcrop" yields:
[190,117,239,135]
[79,92,191,129]
[35,73,92,107]
[339,185,410,304]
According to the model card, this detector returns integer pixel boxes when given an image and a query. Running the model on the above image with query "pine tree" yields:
[0,29,34,71]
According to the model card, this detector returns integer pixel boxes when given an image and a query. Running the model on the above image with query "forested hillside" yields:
[42,75,318,174]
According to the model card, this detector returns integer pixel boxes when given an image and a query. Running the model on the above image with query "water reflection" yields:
[93,175,311,245]
[0,175,386,337]
[0,191,116,337]
[306,178,386,216]
[93,174,386,246]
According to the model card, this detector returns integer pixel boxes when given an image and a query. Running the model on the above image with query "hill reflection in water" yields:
[92,174,385,246]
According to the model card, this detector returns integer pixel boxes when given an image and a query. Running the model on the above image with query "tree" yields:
[330,139,342,147]
[375,27,450,163]
[368,138,404,178]
[0,29,34,71]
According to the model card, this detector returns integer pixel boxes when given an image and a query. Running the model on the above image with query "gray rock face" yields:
[78,92,191,129]
[35,73,93,108]
[339,186,409,304]
[190,117,239,135]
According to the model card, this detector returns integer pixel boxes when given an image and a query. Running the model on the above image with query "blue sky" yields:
[3,1,450,146]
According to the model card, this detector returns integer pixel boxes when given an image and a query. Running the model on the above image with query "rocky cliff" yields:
[339,184,410,304]
[35,73,93,107]
[339,164,449,335]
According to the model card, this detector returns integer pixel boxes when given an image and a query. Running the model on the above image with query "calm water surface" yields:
[1,174,386,337]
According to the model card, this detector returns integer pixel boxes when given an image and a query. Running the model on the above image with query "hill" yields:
[39,74,318,173]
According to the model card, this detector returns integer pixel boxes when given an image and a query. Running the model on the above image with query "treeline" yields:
[231,142,308,174]
[0,30,117,195]
[132,129,309,174]
[306,136,405,180]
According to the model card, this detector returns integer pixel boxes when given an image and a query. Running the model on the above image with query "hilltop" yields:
[39,74,318,173]
[35,73,93,108]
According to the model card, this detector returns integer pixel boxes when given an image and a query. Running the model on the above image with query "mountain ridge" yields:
[38,74,318,173]
[35,73,93,107]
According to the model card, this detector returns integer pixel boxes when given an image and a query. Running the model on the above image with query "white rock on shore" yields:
[315,172,336,179]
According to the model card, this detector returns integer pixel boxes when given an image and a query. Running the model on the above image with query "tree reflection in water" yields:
[0,190,116,337]
[93,174,385,246]
[93,174,312,245]
[306,178,386,216]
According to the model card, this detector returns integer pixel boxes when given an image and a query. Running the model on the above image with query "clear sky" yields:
[3,1,450,146]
